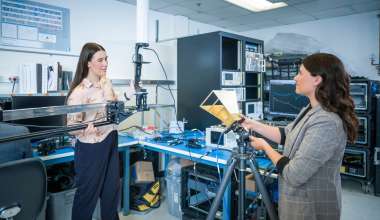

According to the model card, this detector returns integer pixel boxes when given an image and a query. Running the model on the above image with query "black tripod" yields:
[206,122,278,220]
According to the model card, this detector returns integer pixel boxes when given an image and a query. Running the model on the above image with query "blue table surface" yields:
[34,131,274,170]
[132,131,273,171]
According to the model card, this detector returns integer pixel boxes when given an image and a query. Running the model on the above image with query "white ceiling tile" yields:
[293,0,356,13]
[209,19,240,27]
[230,15,262,25]
[351,1,380,13]
[208,5,252,17]
[115,0,136,5]
[282,0,316,6]
[160,0,187,4]
[276,14,316,25]
[228,24,257,32]
[187,12,221,22]
[150,0,173,10]
[176,0,231,12]
[158,5,196,15]
[221,6,301,26]
[310,6,355,19]
[253,6,301,20]
[230,20,281,31]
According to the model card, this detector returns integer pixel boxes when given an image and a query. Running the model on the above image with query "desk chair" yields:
[0,158,47,220]
[0,123,32,164]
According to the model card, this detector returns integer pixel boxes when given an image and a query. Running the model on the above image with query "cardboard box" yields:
[131,161,155,184]
[179,158,194,167]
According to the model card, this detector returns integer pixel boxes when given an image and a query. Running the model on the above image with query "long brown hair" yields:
[302,53,358,143]
[66,42,105,100]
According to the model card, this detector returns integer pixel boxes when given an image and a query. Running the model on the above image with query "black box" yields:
[351,114,376,147]
[341,146,373,180]
[350,78,380,114]
[374,95,380,196]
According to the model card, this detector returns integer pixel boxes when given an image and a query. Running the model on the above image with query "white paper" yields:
[30,63,37,94]
[214,90,240,114]
[39,33,56,43]
[2,23,17,38]
[42,64,48,94]
[47,64,58,91]
[18,25,38,41]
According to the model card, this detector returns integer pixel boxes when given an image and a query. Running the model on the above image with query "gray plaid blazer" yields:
[279,104,346,220]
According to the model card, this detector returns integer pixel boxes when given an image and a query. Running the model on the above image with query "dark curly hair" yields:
[302,53,358,143]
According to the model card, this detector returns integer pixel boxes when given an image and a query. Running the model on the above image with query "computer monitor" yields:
[269,80,309,118]
[11,96,67,132]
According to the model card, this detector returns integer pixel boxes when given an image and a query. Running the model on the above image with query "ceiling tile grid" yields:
[116,0,380,32]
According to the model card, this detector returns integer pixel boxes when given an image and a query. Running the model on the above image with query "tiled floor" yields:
[341,179,380,220]
[119,201,177,220]
[119,179,380,220]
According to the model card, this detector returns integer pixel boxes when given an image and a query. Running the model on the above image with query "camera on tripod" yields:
[200,90,278,220]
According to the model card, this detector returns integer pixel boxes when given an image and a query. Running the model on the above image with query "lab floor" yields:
[119,179,380,220]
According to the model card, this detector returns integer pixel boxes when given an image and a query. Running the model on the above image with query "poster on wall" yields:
[0,0,70,52]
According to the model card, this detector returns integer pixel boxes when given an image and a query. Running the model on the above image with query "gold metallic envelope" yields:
[200,90,241,127]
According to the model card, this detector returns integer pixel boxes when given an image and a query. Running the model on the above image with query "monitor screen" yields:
[269,80,309,118]
[11,96,67,132]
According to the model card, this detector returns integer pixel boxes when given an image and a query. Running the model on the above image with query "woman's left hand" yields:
[124,80,136,100]
[100,77,116,100]
[100,77,112,90]
[249,136,270,151]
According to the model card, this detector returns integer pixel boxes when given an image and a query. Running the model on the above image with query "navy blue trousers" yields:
[72,130,120,220]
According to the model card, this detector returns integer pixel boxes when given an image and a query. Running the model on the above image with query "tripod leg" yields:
[247,160,278,220]
[206,158,238,220]
[238,156,246,220]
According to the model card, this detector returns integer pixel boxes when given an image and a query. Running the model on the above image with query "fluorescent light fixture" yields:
[225,0,288,12]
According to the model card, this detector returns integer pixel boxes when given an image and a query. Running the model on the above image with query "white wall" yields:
[5,0,377,127]
[0,0,226,127]
[242,11,380,80]
[0,0,224,91]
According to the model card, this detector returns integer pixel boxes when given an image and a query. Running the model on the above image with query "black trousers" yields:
[72,130,120,220]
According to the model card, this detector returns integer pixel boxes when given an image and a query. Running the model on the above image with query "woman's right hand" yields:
[84,122,98,135]
[249,136,270,151]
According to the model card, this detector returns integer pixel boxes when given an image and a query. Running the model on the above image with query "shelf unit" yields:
[341,147,372,179]
[375,95,380,196]
[177,31,264,130]
[341,146,374,193]
[344,78,380,194]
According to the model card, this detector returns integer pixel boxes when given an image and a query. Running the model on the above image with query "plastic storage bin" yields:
[46,188,101,220]
[165,158,183,218]
[165,175,182,218]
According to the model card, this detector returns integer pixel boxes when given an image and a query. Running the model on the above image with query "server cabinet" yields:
[177,31,264,130]
[374,95,380,196]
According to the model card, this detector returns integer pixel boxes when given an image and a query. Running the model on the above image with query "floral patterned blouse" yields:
[66,78,117,143]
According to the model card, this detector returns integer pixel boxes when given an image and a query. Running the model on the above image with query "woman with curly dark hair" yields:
[242,53,358,220]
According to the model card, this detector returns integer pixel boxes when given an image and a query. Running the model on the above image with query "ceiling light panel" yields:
[225,0,288,12]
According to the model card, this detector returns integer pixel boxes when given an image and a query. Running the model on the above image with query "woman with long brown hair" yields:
[66,42,120,220]
[242,53,358,220]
